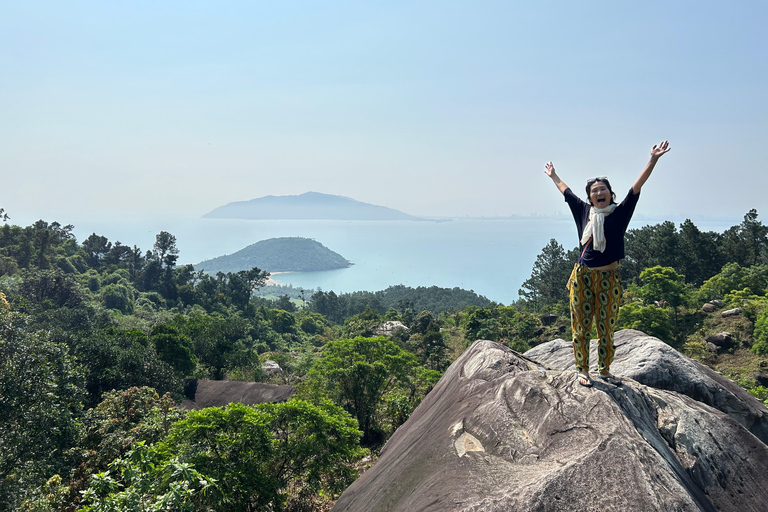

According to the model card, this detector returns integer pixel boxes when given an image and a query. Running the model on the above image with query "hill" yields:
[194,237,351,273]
[202,191,425,221]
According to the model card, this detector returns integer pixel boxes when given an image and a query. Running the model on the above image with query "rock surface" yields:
[332,332,768,512]
[180,379,294,410]
[375,320,409,337]
[525,329,768,444]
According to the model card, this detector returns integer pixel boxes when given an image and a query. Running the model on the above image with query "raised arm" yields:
[633,140,671,194]
[545,161,569,195]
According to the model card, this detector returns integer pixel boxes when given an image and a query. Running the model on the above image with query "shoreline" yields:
[265,271,288,287]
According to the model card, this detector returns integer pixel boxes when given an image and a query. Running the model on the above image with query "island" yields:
[194,237,351,273]
[202,191,426,221]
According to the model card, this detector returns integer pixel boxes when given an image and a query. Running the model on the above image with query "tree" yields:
[77,441,213,512]
[177,314,254,380]
[519,239,576,311]
[623,221,680,284]
[696,263,768,304]
[466,307,500,342]
[305,336,419,446]
[408,310,448,370]
[753,308,768,355]
[637,266,688,310]
[100,283,135,314]
[74,329,178,405]
[309,290,345,324]
[275,294,296,312]
[150,323,197,377]
[79,400,364,512]
[497,305,538,352]
[82,233,112,269]
[343,305,381,338]
[740,209,768,266]
[637,266,689,343]
[153,231,179,269]
[617,302,673,343]
[72,387,185,499]
[224,267,270,312]
[0,308,85,510]
[677,219,724,286]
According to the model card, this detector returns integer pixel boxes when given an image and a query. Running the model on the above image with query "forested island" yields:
[1,206,768,511]
[203,191,426,221]
[195,236,351,273]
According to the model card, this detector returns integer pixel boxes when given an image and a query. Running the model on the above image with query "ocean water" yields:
[19,214,740,305]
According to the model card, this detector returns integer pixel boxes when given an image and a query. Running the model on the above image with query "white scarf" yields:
[581,204,617,253]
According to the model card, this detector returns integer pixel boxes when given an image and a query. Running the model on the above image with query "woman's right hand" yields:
[545,161,569,193]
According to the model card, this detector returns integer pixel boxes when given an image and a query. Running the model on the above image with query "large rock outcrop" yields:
[332,332,768,512]
[525,329,768,444]
[180,379,294,410]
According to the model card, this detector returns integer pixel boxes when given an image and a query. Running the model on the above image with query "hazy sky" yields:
[3,0,767,221]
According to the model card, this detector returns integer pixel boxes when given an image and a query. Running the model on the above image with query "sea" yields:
[16,214,741,305]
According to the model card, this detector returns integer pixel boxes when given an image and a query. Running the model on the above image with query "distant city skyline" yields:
[3,1,767,222]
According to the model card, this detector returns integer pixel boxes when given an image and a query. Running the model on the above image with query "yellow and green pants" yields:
[566,263,623,375]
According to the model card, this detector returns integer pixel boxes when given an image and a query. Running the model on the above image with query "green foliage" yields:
[174,313,256,380]
[617,302,674,343]
[77,441,214,512]
[622,211,767,287]
[464,305,540,351]
[343,305,382,337]
[749,385,768,404]
[677,219,724,286]
[622,221,681,285]
[296,310,328,335]
[407,310,449,370]
[519,238,577,311]
[100,282,135,314]
[735,209,768,266]
[78,399,363,512]
[196,236,351,273]
[698,263,768,304]
[75,328,178,405]
[753,308,768,355]
[2,206,768,511]
[308,285,491,323]
[637,266,689,309]
[305,336,420,447]
[466,307,500,342]
[270,308,298,334]
[72,387,186,499]
[0,309,85,510]
[151,323,197,377]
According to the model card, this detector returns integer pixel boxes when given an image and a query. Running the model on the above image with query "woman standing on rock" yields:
[545,141,671,387]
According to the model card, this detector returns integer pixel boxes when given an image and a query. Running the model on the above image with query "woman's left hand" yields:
[651,140,671,159]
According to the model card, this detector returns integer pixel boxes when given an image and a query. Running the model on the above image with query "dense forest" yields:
[2,207,768,511]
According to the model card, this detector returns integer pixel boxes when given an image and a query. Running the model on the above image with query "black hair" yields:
[585,178,617,205]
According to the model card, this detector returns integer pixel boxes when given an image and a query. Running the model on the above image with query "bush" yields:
[752,308,768,355]
[79,400,364,512]
[101,283,134,314]
[617,302,673,343]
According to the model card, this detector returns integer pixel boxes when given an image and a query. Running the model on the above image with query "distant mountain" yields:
[194,237,351,273]
[203,191,425,221]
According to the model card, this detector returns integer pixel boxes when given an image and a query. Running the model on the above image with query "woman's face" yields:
[589,181,611,208]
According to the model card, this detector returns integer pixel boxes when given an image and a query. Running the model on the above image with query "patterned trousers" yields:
[566,263,623,374]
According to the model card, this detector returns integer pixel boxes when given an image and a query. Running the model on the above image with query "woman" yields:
[545,141,671,387]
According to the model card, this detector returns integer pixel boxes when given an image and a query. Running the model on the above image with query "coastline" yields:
[265,271,289,287]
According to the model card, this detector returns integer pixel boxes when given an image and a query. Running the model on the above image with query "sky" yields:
[2,0,767,222]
